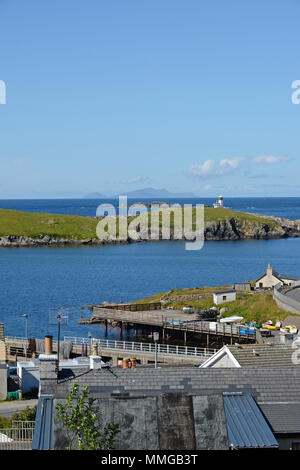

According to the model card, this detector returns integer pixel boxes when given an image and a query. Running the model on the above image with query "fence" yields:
[0,422,34,450]
[64,336,217,357]
[273,284,300,315]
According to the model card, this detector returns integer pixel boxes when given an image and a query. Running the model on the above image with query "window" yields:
[292,442,300,450]
[223,296,226,301]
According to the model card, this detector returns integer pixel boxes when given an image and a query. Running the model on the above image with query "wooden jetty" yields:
[88,307,258,346]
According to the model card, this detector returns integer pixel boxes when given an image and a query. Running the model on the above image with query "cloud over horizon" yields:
[189,157,245,179]
[252,155,291,165]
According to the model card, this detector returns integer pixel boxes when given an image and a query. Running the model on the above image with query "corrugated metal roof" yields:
[32,395,53,450]
[223,394,278,449]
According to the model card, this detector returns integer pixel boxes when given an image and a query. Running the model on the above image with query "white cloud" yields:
[253,155,291,165]
[120,176,150,185]
[189,157,244,179]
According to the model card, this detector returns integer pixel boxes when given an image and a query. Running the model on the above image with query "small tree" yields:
[56,383,119,450]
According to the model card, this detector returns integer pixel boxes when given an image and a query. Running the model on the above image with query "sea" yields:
[1,197,300,341]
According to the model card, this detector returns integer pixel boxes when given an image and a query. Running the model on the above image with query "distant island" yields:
[84,192,107,199]
[84,187,196,199]
[1,206,300,247]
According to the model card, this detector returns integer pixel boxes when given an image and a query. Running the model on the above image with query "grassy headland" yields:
[135,286,289,324]
[0,206,280,241]
[0,209,98,239]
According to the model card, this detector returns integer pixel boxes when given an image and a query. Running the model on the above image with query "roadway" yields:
[0,399,38,418]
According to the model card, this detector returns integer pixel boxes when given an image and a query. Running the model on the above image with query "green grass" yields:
[0,209,98,239]
[203,207,276,227]
[0,206,278,240]
[135,286,289,324]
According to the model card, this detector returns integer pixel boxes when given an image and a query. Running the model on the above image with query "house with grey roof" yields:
[255,264,300,289]
[200,343,300,369]
[213,290,236,305]
[32,346,300,451]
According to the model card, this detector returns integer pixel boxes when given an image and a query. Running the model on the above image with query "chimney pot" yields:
[45,335,53,355]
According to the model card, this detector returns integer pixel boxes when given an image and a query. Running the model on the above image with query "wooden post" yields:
[184,330,187,346]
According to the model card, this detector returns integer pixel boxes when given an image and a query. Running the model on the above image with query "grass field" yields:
[135,285,289,324]
[0,209,98,239]
[0,206,278,240]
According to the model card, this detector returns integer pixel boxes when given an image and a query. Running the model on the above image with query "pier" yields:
[86,306,258,346]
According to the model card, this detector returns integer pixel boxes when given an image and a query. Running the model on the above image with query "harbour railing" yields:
[64,336,218,358]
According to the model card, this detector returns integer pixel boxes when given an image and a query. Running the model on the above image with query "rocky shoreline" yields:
[1,214,300,247]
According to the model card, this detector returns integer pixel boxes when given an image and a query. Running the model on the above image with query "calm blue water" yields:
[1,198,300,340]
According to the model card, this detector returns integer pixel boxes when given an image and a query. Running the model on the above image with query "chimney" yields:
[45,335,53,355]
[39,335,58,394]
[89,341,103,370]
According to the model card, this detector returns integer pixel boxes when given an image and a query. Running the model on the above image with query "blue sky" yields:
[0,0,300,198]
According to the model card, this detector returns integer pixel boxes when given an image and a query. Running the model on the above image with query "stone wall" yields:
[52,393,229,450]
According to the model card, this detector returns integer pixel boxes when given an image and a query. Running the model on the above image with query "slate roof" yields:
[279,274,300,281]
[54,366,300,436]
[56,366,300,402]
[227,344,298,367]
[213,290,236,295]
[259,403,300,434]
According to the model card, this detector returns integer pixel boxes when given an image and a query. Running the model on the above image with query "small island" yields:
[0,206,300,247]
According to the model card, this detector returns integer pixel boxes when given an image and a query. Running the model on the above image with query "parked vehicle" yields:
[182,306,194,314]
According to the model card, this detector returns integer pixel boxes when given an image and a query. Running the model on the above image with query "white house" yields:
[213,290,236,305]
[255,264,300,289]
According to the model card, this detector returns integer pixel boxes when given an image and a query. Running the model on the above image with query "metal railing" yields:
[64,336,217,357]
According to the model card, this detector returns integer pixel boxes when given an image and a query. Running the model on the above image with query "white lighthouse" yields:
[213,195,224,208]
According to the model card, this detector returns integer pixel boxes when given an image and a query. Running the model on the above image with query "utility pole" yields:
[21,314,28,359]
[57,313,61,382]
[153,332,159,369]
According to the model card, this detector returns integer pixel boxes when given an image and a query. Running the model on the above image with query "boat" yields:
[245,321,262,329]
[280,325,298,334]
[262,323,280,331]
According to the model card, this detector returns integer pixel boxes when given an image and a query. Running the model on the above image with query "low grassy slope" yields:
[203,207,276,227]
[0,209,98,239]
[135,286,288,324]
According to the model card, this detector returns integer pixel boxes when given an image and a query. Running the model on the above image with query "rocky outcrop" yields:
[0,235,129,248]
[1,214,300,247]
